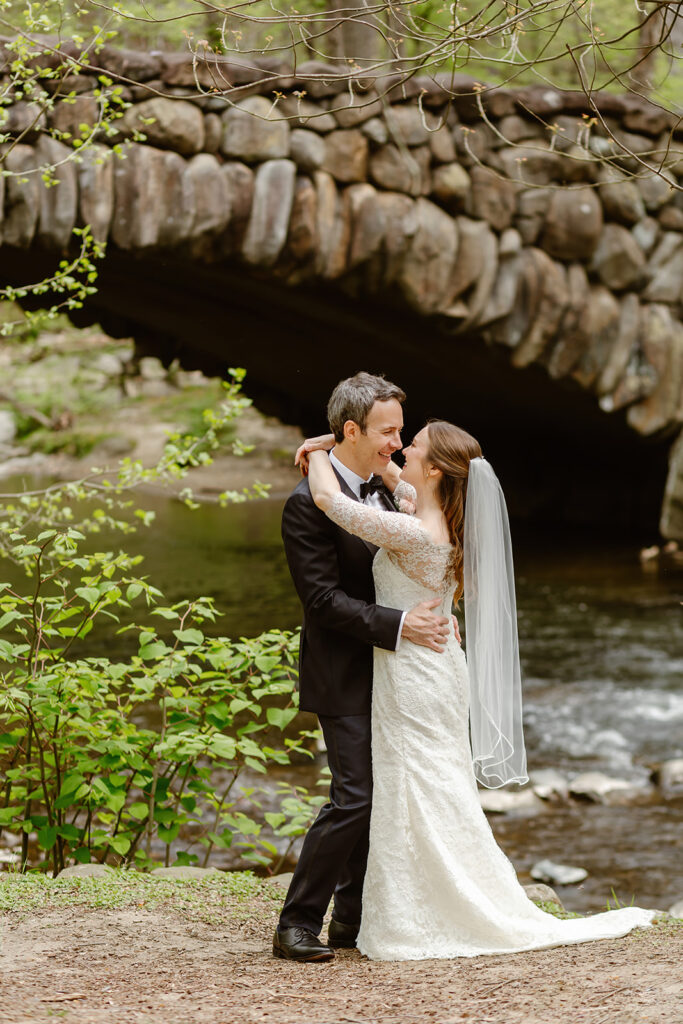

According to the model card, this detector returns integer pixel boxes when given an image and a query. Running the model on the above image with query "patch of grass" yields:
[533,900,583,920]
[0,870,282,926]
[26,429,112,458]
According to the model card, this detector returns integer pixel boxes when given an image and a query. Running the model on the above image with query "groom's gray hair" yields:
[327,372,406,443]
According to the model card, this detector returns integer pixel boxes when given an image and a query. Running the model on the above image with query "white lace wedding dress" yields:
[326,484,656,961]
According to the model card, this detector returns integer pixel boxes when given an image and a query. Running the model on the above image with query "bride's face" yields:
[400,427,430,489]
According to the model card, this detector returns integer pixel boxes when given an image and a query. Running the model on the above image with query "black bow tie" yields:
[360,475,384,499]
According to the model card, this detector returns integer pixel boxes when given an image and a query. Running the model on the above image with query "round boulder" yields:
[541,187,603,260]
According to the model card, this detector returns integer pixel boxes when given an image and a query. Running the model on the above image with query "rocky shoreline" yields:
[0,326,304,497]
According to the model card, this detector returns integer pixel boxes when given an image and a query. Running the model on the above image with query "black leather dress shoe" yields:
[273,926,335,962]
[327,918,359,949]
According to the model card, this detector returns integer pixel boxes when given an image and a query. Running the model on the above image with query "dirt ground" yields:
[1,875,681,1024]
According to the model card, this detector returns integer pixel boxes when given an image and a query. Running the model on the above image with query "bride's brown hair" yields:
[426,421,482,603]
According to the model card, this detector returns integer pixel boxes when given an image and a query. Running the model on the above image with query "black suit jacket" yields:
[282,470,403,716]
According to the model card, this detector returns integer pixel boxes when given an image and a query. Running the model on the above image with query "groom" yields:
[273,372,451,962]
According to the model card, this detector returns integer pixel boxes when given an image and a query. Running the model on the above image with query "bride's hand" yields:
[295,433,335,476]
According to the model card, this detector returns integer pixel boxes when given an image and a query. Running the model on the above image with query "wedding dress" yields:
[325,484,656,962]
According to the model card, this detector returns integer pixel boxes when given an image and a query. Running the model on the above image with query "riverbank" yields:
[1,871,681,1024]
[0,324,304,498]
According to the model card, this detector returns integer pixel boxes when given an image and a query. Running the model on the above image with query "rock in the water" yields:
[121,97,205,155]
[661,433,683,542]
[151,866,221,879]
[652,759,683,796]
[0,411,17,444]
[569,771,645,805]
[524,883,565,909]
[529,769,569,800]
[242,159,296,267]
[57,863,115,878]
[478,788,545,815]
[221,96,290,162]
[531,859,588,885]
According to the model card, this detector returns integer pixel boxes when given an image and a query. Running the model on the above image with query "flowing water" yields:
[2,482,682,912]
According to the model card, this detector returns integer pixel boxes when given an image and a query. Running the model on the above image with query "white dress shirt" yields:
[329,449,406,649]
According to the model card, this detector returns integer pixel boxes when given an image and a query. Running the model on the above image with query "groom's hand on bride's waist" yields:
[402,599,451,652]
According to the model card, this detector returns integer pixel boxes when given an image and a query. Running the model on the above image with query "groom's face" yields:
[352,398,404,477]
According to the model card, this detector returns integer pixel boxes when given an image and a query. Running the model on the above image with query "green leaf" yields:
[128,802,149,821]
[264,812,286,829]
[57,824,81,842]
[173,628,203,646]
[37,825,58,850]
[266,707,299,730]
[254,655,280,673]
[151,607,178,620]
[158,823,180,844]
[0,806,18,825]
[126,583,143,601]
[110,834,131,855]
[75,587,99,606]
[229,698,252,715]
[139,642,170,660]
[210,735,236,760]
[73,847,91,864]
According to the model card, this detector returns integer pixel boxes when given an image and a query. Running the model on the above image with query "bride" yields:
[305,420,655,962]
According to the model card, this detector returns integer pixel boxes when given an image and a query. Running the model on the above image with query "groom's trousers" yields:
[279,713,372,935]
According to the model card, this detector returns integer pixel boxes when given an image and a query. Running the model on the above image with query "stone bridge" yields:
[2,47,683,540]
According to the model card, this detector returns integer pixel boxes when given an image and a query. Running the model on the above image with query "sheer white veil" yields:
[463,457,528,789]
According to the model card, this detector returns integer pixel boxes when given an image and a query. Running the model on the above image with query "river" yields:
[2,482,682,912]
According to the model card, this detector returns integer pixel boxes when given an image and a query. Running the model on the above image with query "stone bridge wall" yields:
[2,50,683,536]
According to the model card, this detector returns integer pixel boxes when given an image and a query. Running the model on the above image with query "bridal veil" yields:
[463,457,528,789]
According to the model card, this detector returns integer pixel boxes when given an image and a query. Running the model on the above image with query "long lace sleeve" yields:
[394,480,417,508]
[326,493,430,554]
